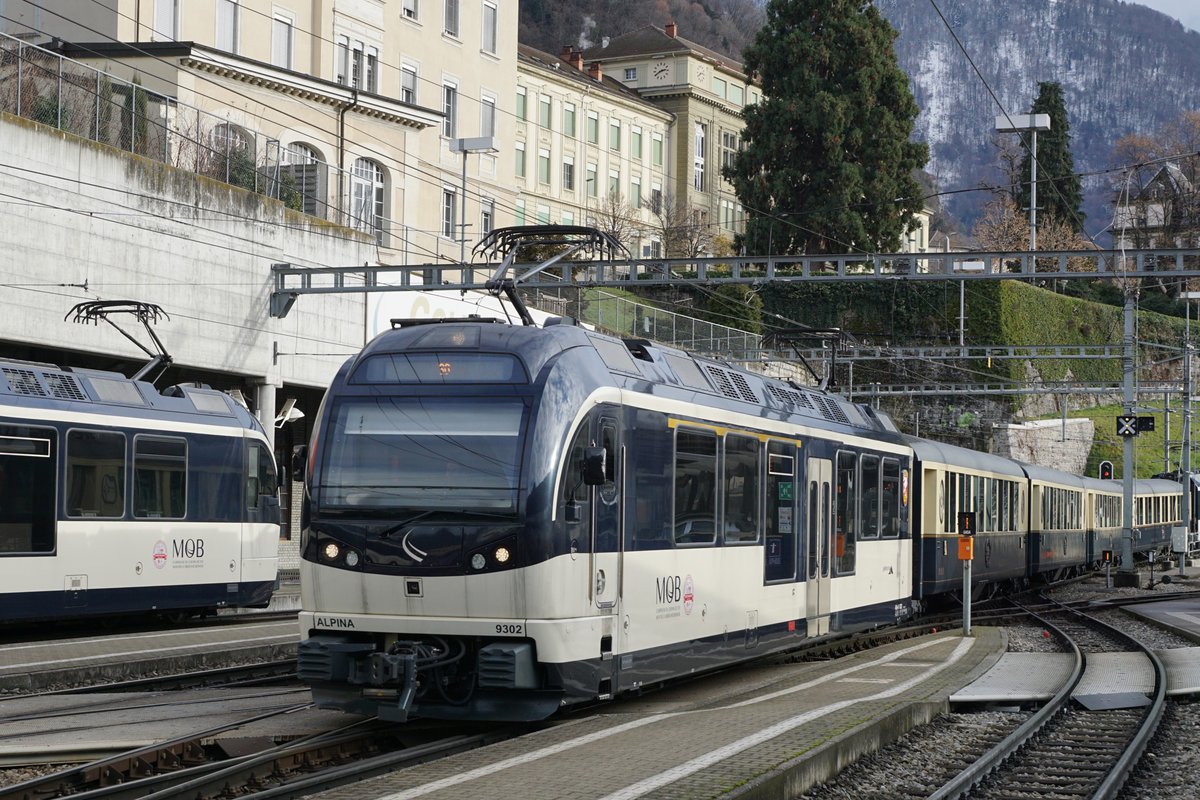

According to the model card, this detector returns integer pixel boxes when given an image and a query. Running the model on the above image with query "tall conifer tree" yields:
[1017,81,1084,233]
[726,0,928,256]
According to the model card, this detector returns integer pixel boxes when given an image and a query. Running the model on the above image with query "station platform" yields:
[952,597,1200,705]
[0,619,299,692]
[308,629,1005,800]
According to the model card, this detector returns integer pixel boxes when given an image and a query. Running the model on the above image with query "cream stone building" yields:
[582,23,753,248]
[516,44,673,258]
[3,0,519,268]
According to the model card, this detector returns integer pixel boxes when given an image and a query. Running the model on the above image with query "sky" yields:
[1134,0,1200,34]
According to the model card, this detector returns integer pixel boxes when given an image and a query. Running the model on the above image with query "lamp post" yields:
[449,136,497,279]
[1181,291,1200,574]
[996,114,1051,250]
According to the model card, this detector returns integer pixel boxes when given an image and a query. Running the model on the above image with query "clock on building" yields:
[652,60,670,82]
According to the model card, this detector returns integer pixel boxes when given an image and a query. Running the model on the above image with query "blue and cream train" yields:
[0,357,280,623]
[295,318,1183,722]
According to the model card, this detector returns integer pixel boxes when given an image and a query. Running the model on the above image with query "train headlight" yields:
[345,550,360,567]
[471,553,487,570]
[322,542,341,562]
[494,546,511,564]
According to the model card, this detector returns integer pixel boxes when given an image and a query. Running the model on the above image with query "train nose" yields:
[364,525,466,570]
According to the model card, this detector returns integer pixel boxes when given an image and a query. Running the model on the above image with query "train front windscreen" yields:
[315,396,527,513]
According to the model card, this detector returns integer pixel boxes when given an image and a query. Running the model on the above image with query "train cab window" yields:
[134,436,186,519]
[66,430,126,518]
[674,428,717,545]
[0,426,57,554]
[835,451,856,575]
[561,427,590,515]
[722,434,760,544]
[860,455,880,539]
[247,442,278,508]
[881,458,901,538]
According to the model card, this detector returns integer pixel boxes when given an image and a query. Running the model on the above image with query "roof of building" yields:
[516,43,671,117]
[580,24,746,78]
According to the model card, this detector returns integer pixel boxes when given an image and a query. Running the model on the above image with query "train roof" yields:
[1018,461,1087,489]
[0,357,262,432]
[904,435,1027,478]
[356,318,898,437]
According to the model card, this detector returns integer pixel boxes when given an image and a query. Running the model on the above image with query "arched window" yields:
[283,142,320,165]
[351,157,386,243]
[211,122,251,154]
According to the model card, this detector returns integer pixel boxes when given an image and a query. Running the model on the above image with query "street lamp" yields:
[996,113,1051,250]
[1181,290,1200,573]
[450,136,497,277]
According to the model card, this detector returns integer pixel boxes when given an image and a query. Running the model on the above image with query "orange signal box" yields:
[958,536,974,561]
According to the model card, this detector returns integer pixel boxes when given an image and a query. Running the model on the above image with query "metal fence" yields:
[0,32,454,259]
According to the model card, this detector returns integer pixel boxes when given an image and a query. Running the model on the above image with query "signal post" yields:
[958,511,976,636]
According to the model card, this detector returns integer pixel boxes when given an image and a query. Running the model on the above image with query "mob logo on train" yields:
[152,540,168,569]
[657,574,696,615]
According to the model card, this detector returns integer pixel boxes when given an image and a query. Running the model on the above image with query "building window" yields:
[563,103,576,138]
[537,204,551,224]
[401,64,418,104]
[693,122,707,191]
[285,142,319,165]
[481,95,496,138]
[729,84,744,105]
[722,131,740,171]
[337,37,377,91]
[442,188,457,238]
[538,148,551,185]
[515,199,526,225]
[609,119,621,151]
[443,82,458,138]
[608,169,619,197]
[631,127,643,161]
[217,0,240,53]
[403,0,419,20]
[351,158,385,244]
[212,122,251,155]
[539,95,551,128]
[712,76,726,98]
[562,157,575,191]
[516,86,526,120]
[154,0,179,40]
[587,111,599,144]
[482,2,498,54]
[652,132,663,167]
[481,199,494,235]
[515,142,526,178]
[271,15,293,69]
[650,183,662,212]
[562,210,574,226]
[444,0,459,36]
[586,163,597,198]
[365,47,378,92]
[624,67,637,81]
[631,176,641,209]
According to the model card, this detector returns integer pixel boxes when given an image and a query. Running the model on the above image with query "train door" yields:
[592,417,621,611]
[765,441,798,583]
[806,457,833,636]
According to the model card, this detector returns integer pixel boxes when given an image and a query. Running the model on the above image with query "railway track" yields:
[928,595,1167,799]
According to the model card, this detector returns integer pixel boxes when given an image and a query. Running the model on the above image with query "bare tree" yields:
[643,192,715,258]
[587,193,640,253]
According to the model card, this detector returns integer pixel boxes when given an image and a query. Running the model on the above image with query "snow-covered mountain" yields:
[877,0,1200,237]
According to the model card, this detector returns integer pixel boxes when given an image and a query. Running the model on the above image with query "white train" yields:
[0,357,280,623]
[295,317,1183,722]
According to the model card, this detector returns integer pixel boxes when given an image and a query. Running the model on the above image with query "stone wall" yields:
[992,418,1095,474]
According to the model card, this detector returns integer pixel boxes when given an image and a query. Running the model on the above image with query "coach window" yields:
[834,451,856,574]
[674,428,717,545]
[134,436,187,519]
[943,472,956,534]
[860,454,880,538]
[881,458,901,537]
[0,426,56,554]
[66,430,126,518]
[986,478,997,532]
[723,434,760,543]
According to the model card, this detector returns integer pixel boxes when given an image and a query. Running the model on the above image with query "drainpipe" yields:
[337,89,360,226]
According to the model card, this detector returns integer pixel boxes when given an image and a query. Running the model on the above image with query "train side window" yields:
[0,426,57,554]
[561,426,590,517]
[134,436,187,519]
[808,480,819,579]
[860,455,879,539]
[723,434,760,544]
[599,422,618,506]
[674,427,717,545]
[834,451,856,575]
[66,430,126,518]
[881,458,901,538]
[764,441,796,582]
[630,412,671,550]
